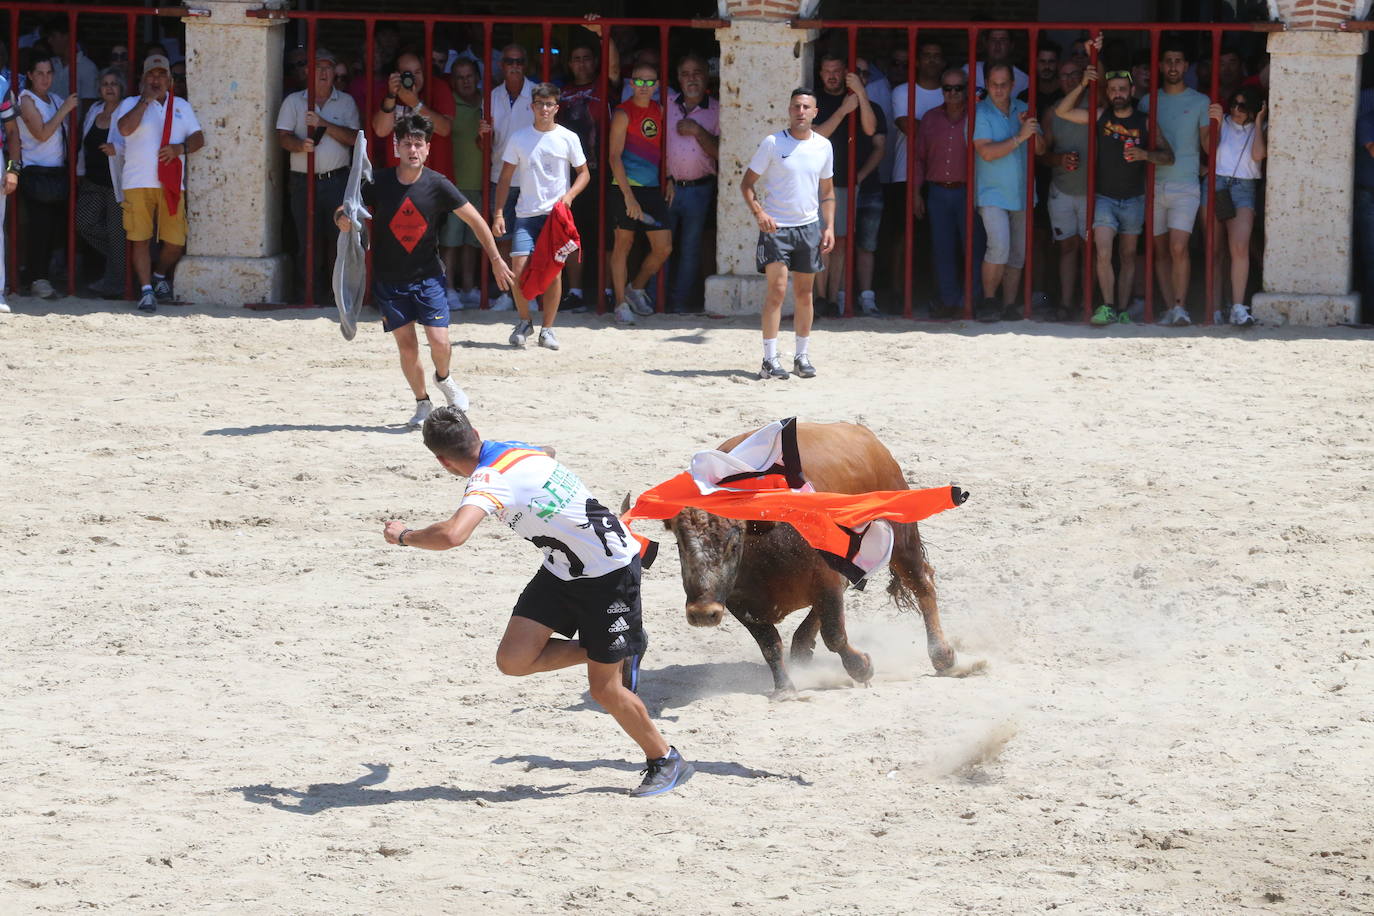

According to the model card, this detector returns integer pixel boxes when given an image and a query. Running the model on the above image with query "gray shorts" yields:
[756,221,823,274]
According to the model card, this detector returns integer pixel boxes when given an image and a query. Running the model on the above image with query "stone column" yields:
[176,0,290,306]
[1251,29,1366,325]
[705,13,815,316]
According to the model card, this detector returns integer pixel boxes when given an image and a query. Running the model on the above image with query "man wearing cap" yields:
[112,53,205,312]
[276,46,359,305]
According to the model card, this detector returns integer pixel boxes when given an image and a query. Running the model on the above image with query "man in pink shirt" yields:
[664,54,719,313]
[912,67,983,317]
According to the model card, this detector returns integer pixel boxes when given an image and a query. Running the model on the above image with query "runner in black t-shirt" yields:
[335,114,514,427]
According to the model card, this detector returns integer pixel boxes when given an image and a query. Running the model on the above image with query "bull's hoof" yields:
[936,656,988,678]
[789,647,815,665]
[843,651,874,686]
[769,685,804,702]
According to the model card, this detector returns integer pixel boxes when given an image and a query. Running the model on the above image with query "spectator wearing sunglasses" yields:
[608,63,671,323]
[478,44,534,310]
[663,53,719,313]
[1208,90,1266,327]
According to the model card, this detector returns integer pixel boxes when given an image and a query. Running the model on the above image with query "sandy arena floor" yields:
[1,299,1371,914]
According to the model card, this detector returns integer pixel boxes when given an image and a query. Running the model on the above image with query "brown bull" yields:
[663,421,976,698]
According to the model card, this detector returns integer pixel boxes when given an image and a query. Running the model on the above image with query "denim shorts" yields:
[1217,176,1259,212]
[490,184,521,240]
[512,213,548,256]
[373,274,450,331]
[1093,194,1145,236]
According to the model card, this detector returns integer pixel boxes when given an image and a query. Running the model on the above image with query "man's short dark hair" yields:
[1038,38,1062,58]
[985,61,1014,84]
[1160,38,1190,61]
[820,52,846,67]
[677,52,707,72]
[394,113,434,142]
[531,82,561,103]
[423,406,481,460]
[791,87,817,103]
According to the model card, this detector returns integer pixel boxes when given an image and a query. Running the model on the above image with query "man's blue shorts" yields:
[374,275,449,332]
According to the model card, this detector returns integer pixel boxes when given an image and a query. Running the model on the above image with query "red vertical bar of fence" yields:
[541,22,552,84]
[304,18,318,305]
[903,24,916,320]
[1204,26,1221,324]
[1022,26,1038,319]
[1143,27,1159,323]
[364,19,376,306]
[962,27,978,320]
[656,24,668,313]
[479,20,492,309]
[1082,31,1100,322]
[843,25,856,318]
[7,9,19,297]
[423,19,434,109]
[597,25,610,314]
[66,9,79,296]
[124,13,137,300]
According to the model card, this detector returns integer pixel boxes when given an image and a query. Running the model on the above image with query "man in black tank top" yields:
[1054,56,1173,325]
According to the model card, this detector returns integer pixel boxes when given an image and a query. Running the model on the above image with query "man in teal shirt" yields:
[973,62,1045,321]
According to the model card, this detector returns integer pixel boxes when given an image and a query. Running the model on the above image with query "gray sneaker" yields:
[793,354,817,379]
[153,278,174,303]
[629,746,694,798]
[137,289,157,313]
[537,327,560,350]
[759,357,790,380]
[626,287,655,316]
[508,319,533,347]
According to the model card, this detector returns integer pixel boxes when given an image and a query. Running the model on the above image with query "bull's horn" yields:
[620,492,634,514]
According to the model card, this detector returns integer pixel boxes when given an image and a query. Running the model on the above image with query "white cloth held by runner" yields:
[333,130,371,341]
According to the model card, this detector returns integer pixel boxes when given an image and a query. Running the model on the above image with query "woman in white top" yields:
[76,68,127,298]
[17,52,79,299]
[1209,88,1267,327]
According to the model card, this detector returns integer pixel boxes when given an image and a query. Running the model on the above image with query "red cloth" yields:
[519,202,580,301]
[158,89,183,215]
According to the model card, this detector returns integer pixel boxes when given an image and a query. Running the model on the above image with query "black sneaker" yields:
[562,290,588,313]
[1002,303,1024,321]
[629,746,695,798]
[759,357,790,380]
[976,298,1002,322]
[153,278,174,303]
[793,354,817,379]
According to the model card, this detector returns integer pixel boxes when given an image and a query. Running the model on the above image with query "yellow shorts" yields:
[121,187,188,246]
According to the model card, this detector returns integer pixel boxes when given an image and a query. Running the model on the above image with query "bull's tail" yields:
[885,520,928,613]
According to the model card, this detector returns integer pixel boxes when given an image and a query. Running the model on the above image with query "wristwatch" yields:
[5,160,20,175]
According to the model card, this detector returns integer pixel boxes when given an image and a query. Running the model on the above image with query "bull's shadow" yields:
[561,660,819,717]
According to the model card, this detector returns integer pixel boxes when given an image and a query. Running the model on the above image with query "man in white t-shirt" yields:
[492,83,590,352]
[112,54,205,312]
[478,44,534,310]
[381,405,695,798]
[740,88,835,381]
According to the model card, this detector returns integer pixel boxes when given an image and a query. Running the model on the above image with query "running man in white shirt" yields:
[381,406,694,798]
[740,88,835,381]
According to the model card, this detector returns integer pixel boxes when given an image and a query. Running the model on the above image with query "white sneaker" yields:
[1160,305,1192,327]
[614,303,637,325]
[0,298,10,314]
[460,288,482,307]
[434,373,469,410]
[407,398,433,428]
[1229,304,1256,327]
[508,318,533,347]
[490,292,515,312]
[626,287,654,316]
[446,287,464,311]
[859,292,879,316]
[538,327,560,350]
[32,279,57,300]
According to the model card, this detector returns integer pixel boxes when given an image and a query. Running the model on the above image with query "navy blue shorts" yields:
[374,275,450,331]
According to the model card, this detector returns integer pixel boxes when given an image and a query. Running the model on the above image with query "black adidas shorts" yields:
[512,556,646,664]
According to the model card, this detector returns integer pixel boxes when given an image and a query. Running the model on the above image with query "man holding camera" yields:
[374,49,456,181]
[275,46,359,305]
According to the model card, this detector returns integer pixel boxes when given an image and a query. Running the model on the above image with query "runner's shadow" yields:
[230,762,602,813]
[643,368,756,380]
[458,340,519,350]
[204,423,412,436]
[494,754,812,787]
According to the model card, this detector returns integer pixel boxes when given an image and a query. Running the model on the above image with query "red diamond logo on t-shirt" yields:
[389,196,428,253]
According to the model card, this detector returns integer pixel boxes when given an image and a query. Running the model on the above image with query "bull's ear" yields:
[620,492,634,514]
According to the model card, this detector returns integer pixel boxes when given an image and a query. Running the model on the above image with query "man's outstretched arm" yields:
[383,504,487,549]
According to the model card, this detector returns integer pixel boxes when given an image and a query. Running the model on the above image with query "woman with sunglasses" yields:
[1208,91,1267,327]
[76,68,128,298]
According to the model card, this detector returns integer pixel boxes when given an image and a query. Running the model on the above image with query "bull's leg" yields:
[816,589,874,685]
[727,605,798,699]
[890,526,985,677]
[790,609,821,664]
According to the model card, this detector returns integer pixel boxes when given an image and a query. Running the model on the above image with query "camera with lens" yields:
[400,71,415,90]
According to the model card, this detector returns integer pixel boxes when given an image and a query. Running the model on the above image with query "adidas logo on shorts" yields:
[609,635,628,651]
[606,600,632,616]
[608,616,630,633]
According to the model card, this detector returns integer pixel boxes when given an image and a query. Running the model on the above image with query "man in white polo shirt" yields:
[276,46,359,305]
[740,87,835,381]
[112,53,205,312]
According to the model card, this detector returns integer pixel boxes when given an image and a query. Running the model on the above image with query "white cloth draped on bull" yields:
[622,418,969,585]
[332,129,371,341]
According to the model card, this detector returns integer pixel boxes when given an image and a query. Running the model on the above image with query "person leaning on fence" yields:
[608,62,672,325]
[1209,89,1266,328]
[972,61,1045,323]
[445,58,486,310]
[1039,59,1090,319]
[334,113,514,428]
[664,53,719,314]
[479,44,534,311]
[1054,64,1173,326]
[277,46,359,307]
[0,77,20,314]
[17,51,79,301]
[112,53,205,312]
[740,87,835,381]
[492,83,590,352]
[76,67,128,300]
[891,40,948,305]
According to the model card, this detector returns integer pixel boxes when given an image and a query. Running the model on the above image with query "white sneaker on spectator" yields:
[0,297,10,314]
[446,287,464,310]
[434,373,470,410]
[408,398,433,428]
[626,287,654,316]
[32,279,57,300]
[490,292,515,311]
[1159,305,1192,326]
[460,288,482,307]
[1229,304,1256,327]
[615,303,637,325]
[538,327,560,350]
[859,291,879,316]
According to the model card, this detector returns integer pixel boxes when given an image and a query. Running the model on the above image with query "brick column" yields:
[175,0,291,306]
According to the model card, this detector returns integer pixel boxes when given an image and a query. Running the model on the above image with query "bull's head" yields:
[666,507,744,627]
